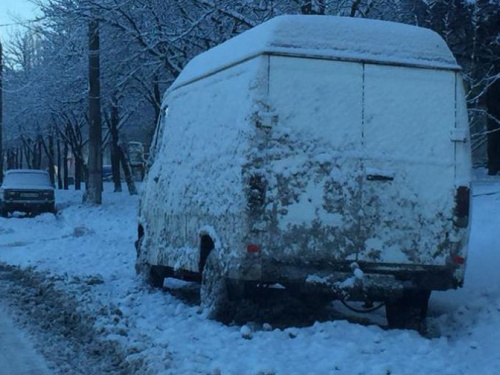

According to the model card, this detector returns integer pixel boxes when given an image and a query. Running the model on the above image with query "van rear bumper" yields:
[229,261,462,301]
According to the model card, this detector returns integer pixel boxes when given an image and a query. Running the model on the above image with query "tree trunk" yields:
[487,79,500,175]
[7,149,15,170]
[350,0,361,17]
[63,139,69,190]
[117,142,137,195]
[110,101,122,192]
[0,41,3,183]
[19,146,23,169]
[111,144,122,192]
[150,76,162,144]
[34,138,42,169]
[56,137,63,189]
[83,17,102,204]
[301,1,326,15]
[75,156,85,191]
[49,134,55,185]
[40,135,55,185]
[22,138,33,169]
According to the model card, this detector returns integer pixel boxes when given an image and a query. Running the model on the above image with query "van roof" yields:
[171,15,459,91]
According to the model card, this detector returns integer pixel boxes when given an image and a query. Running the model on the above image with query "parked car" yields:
[102,165,113,182]
[0,169,56,217]
[136,15,471,330]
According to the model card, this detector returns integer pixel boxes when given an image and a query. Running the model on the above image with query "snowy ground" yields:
[0,306,51,375]
[0,170,499,375]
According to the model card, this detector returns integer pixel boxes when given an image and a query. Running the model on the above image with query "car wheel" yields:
[1,209,8,218]
[136,261,165,288]
[385,289,431,333]
[148,265,165,288]
[200,252,234,323]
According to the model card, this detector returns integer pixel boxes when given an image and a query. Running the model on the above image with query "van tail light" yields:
[452,256,465,265]
[454,186,470,228]
[247,244,260,253]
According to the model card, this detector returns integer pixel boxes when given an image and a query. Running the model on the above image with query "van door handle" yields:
[366,168,395,181]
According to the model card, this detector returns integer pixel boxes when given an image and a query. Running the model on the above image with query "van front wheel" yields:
[200,252,234,323]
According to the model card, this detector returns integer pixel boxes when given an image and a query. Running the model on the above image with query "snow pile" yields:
[173,15,459,90]
[0,174,499,374]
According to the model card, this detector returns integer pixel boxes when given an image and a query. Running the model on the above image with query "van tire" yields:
[148,265,165,288]
[137,262,164,288]
[385,290,431,332]
[200,252,234,323]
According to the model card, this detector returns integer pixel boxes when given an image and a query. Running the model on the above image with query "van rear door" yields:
[267,56,364,261]
[360,65,457,266]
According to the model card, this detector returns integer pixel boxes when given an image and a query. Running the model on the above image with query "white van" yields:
[136,15,471,330]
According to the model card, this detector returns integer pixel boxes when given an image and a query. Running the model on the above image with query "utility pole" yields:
[83,18,102,204]
[0,40,3,183]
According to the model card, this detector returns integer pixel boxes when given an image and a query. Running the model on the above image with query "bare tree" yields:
[83,17,102,204]
[6,0,496,176]
[0,40,3,183]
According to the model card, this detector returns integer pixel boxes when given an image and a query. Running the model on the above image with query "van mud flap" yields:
[305,272,406,301]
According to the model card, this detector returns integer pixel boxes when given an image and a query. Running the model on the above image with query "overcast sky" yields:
[0,0,40,44]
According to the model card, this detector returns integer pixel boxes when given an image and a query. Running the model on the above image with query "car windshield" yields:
[3,171,52,188]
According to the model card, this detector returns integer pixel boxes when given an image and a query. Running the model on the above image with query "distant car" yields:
[0,169,56,217]
[102,165,113,181]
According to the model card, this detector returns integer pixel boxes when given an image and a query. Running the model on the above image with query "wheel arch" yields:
[137,223,145,240]
[199,234,215,274]
[198,226,221,274]
[135,223,145,255]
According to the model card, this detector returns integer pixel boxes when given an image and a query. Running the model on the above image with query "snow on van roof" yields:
[171,15,459,91]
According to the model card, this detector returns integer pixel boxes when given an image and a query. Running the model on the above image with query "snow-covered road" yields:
[0,171,499,374]
[0,306,52,375]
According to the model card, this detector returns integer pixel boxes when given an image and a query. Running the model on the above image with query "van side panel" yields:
[264,56,363,262]
[360,65,456,266]
[141,57,265,272]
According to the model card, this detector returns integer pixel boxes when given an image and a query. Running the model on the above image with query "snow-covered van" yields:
[136,15,471,330]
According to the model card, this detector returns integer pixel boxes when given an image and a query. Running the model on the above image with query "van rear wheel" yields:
[385,290,431,332]
[148,265,165,288]
[200,252,234,323]
[137,262,164,288]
